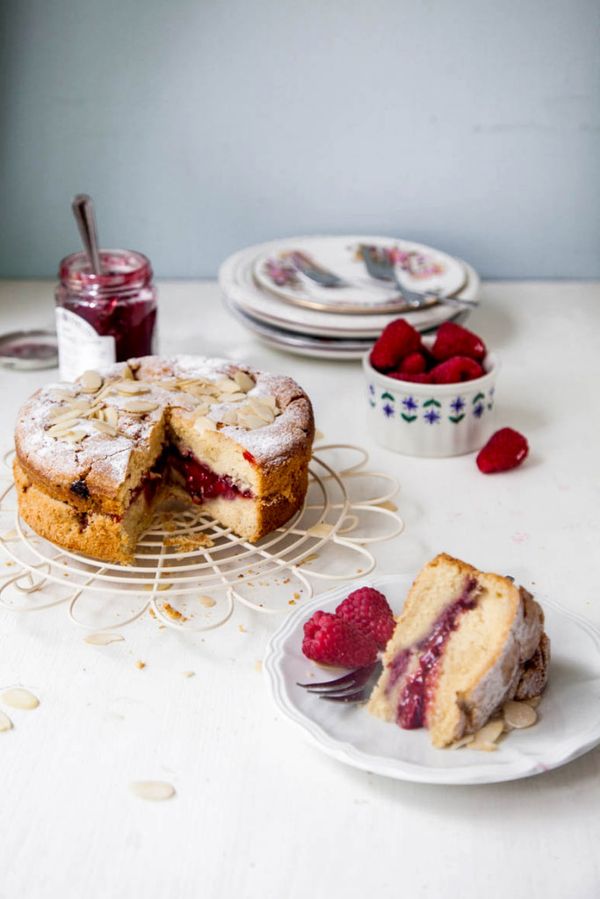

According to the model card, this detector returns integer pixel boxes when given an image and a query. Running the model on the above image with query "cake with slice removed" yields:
[368,554,549,748]
[14,355,314,564]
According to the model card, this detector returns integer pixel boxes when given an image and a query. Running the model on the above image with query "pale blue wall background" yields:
[1,0,598,279]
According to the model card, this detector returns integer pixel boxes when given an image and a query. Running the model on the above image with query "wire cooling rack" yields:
[0,444,403,633]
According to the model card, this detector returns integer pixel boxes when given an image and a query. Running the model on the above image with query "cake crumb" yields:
[377,500,398,512]
[183,670,195,678]
[296,553,319,567]
[254,660,263,673]
[165,534,214,552]
[293,592,301,600]
[238,624,247,633]
[162,602,188,622]
[289,599,296,605]
[199,595,216,608]
[135,660,146,670]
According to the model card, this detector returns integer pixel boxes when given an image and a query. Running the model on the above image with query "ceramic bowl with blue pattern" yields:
[362,337,499,457]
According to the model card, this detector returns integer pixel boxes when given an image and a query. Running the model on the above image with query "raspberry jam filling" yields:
[389,577,479,729]
[171,451,253,503]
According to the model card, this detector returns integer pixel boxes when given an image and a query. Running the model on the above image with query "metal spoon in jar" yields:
[71,193,103,275]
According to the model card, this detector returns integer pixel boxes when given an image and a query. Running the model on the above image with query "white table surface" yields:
[0,279,599,899]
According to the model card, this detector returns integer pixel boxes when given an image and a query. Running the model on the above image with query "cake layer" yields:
[368,554,547,747]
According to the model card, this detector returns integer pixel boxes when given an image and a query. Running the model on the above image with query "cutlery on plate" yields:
[297,661,383,703]
[283,251,349,288]
[359,245,477,310]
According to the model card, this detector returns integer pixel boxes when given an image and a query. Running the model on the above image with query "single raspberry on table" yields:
[399,351,428,374]
[302,611,379,667]
[431,322,487,363]
[429,356,484,384]
[336,587,395,650]
[476,428,529,473]
[370,319,423,372]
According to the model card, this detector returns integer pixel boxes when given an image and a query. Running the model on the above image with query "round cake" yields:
[14,355,315,564]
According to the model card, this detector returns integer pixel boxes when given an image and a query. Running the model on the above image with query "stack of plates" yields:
[219,235,480,360]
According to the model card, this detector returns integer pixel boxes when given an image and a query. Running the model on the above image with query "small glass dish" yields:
[0,329,58,371]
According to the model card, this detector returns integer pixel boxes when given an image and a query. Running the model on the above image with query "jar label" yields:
[55,308,116,381]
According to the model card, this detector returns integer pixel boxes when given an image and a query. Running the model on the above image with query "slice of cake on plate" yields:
[368,554,549,748]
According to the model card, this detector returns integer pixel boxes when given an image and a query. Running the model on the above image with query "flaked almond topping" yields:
[503,700,537,729]
[246,397,275,423]
[1,688,39,710]
[218,392,246,404]
[237,412,266,431]
[130,780,176,801]
[193,400,211,416]
[91,419,118,437]
[48,407,84,426]
[194,415,217,433]
[233,370,255,392]
[120,398,159,414]
[51,384,78,398]
[104,406,119,429]
[199,595,216,607]
[216,378,240,394]
[47,422,79,438]
[218,408,239,426]
[0,710,13,732]
[80,370,103,393]
[63,431,86,444]
[116,380,150,396]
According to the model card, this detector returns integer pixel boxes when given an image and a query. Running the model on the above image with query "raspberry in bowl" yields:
[363,320,499,457]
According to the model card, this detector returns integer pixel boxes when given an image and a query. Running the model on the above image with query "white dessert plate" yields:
[219,239,480,339]
[224,296,376,360]
[264,574,600,785]
[253,236,466,314]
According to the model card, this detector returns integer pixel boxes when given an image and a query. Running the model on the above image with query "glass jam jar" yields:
[55,249,158,381]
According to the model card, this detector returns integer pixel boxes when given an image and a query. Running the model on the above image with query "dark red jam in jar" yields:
[55,249,157,380]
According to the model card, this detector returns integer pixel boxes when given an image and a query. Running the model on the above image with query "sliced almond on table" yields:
[84,632,125,645]
[503,700,538,729]
[130,781,176,801]
[233,370,255,392]
[198,595,216,607]
[121,364,134,380]
[120,399,159,414]
[80,370,103,393]
[306,522,334,538]
[1,688,39,710]
[0,711,13,732]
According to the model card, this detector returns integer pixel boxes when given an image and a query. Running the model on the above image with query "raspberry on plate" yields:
[369,319,423,372]
[336,587,395,650]
[476,428,529,473]
[302,610,379,668]
[431,322,487,363]
[429,356,484,384]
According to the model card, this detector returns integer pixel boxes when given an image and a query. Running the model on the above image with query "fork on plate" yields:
[297,661,383,703]
[359,245,477,311]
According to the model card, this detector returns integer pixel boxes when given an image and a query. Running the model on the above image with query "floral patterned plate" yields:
[219,241,479,340]
[253,236,467,314]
